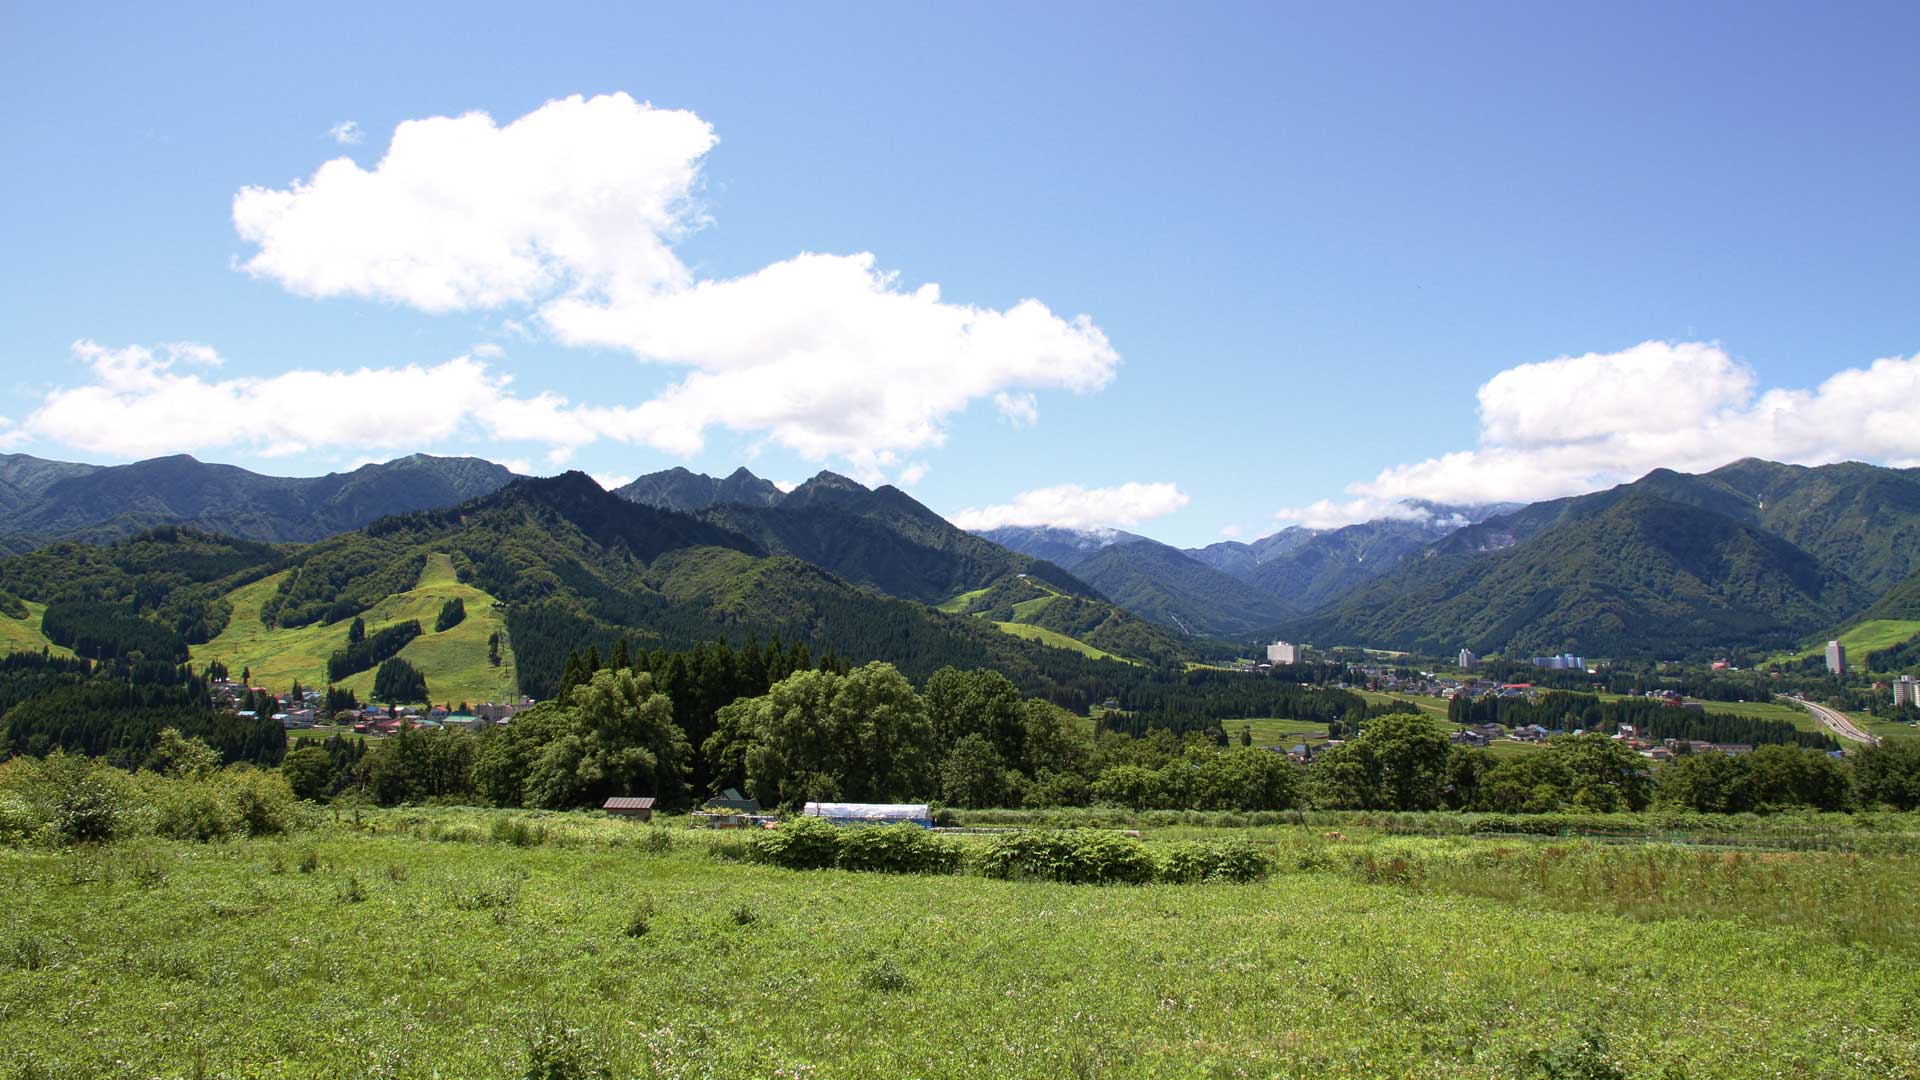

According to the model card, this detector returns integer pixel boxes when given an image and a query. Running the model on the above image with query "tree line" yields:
[1449,690,1837,749]
[326,616,423,681]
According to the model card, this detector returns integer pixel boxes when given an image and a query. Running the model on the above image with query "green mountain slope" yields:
[0,452,516,551]
[674,470,1091,605]
[196,553,518,707]
[949,573,1193,667]
[1248,517,1458,612]
[1070,539,1293,637]
[1437,460,1920,596]
[1298,491,1863,658]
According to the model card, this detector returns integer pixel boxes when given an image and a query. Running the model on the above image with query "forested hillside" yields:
[1070,540,1292,637]
[1297,491,1863,657]
[0,452,514,554]
[635,469,1092,606]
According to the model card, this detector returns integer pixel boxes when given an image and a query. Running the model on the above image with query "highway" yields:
[1783,696,1881,746]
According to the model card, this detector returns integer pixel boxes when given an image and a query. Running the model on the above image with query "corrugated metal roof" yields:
[602,797,656,809]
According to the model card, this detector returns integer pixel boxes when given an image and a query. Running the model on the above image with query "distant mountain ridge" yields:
[0,452,517,553]
[1292,462,1920,658]
[980,502,1514,637]
[612,466,784,512]
[0,471,1200,711]
[614,466,1095,607]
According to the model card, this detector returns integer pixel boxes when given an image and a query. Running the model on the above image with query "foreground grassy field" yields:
[194,554,518,706]
[3,810,1917,1078]
[0,600,70,659]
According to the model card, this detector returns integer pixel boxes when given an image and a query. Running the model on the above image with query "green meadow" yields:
[3,809,1917,1079]
[194,553,518,706]
[0,600,69,659]
[1777,619,1920,667]
[989,620,1128,663]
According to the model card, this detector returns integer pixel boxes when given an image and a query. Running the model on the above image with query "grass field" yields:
[1353,689,1453,719]
[1231,717,1333,745]
[0,600,70,659]
[1009,594,1058,621]
[1592,692,1821,730]
[934,587,989,614]
[194,554,518,706]
[3,810,1917,1078]
[1777,619,1920,667]
[990,620,1127,663]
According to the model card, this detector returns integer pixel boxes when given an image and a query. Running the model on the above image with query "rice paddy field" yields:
[5,808,1919,1079]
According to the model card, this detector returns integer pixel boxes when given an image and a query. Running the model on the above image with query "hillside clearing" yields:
[0,600,72,659]
[194,554,517,706]
[1778,619,1920,666]
[934,587,988,614]
[990,620,1129,663]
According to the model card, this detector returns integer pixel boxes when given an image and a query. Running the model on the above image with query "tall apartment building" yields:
[1825,640,1846,678]
[1266,641,1301,665]
[1895,675,1920,707]
[1458,648,1475,671]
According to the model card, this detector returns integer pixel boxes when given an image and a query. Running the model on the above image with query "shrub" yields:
[492,816,549,847]
[0,753,144,845]
[151,779,237,842]
[747,816,843,870]
[147,768,298,842]
[835,824,963,875]
[623,896,656,938]
[520,1019,611,1080]
[635,826,674,854]
[1156,839,1274,884]
[1519,1030,1627,1080]
[975,830,1158,885]
[225,767,298,837]
[858,957,914,992]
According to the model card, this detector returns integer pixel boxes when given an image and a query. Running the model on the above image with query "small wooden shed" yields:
[602,796,656,822]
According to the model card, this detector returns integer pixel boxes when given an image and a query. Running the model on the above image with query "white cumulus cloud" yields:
[230,93,1118,477]
[948,482,1189,532]
[589,473,634,491]
[1279,340,1920,526]
[17,342,521,460]
[239,93,712,312]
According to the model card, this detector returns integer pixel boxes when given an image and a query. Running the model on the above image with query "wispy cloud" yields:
[326,120,364,146]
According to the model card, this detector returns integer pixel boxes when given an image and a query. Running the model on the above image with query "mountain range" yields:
[1295,460,1920,658]
[979,501,1515,638]
[0,469,1197,714]
[4,452,1920,668]
[0,452,516,554]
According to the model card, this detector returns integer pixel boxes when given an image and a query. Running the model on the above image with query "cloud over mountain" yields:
[223,92,1117,483]
[1277,340,1920,525]
[948,482,1188,531]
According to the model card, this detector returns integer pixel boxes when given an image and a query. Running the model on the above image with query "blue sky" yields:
[4,2,1919,546]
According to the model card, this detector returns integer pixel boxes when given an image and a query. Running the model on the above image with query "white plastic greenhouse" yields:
[801,803,934,828]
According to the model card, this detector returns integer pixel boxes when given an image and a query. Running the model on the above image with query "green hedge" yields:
[974,830,1159,885]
